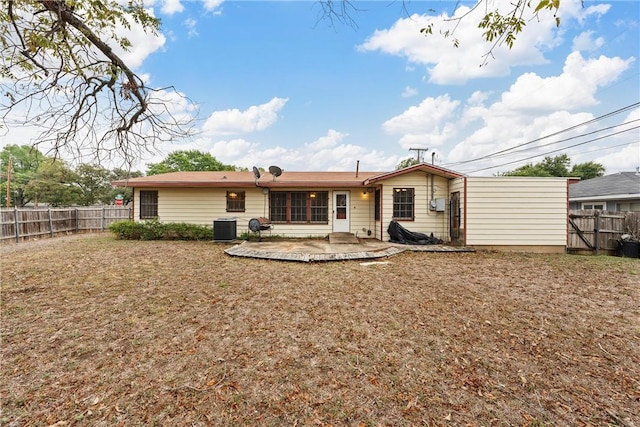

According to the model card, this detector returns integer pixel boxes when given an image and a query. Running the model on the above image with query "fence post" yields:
[14,207,19,242]
[102,206,106,231]
[594,210,600,256]
[75,208,79,232]
[48,208,54,237]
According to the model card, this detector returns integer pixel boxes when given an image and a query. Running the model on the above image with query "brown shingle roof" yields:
[111,164,464,188]
[111,171,382,188]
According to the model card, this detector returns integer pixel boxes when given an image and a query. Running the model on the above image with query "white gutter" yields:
[570,193,640,201]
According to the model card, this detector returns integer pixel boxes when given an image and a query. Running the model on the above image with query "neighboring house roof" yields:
[111,163,464,188]
[569,171,640,201]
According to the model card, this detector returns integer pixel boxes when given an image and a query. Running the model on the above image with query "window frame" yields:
[269,191,329,224]
[139,190,158,219]
[392,187,415,221]
[582,202,605,210]
[226,191,246,212]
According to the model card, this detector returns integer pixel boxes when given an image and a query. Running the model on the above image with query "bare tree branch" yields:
[1,0,195,166]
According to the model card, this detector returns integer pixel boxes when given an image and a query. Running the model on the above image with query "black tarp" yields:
[388,220,443,245]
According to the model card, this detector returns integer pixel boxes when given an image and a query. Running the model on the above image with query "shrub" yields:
[109,220,212,241]
[109,220,145,240]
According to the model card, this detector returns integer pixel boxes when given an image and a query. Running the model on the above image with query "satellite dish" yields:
[252,166,261,180]
[268,165,282,179]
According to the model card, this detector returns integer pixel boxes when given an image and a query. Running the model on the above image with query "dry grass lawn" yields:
[1,234,639,426]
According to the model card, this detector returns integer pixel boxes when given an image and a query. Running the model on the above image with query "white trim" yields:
[570,194,640,202]
[332,191,350,233]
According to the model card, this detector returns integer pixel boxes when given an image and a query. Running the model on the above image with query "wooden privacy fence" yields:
[568,210,640,255]
[0,207,132,242]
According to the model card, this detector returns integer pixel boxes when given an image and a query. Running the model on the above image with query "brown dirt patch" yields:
[1,237,639,426]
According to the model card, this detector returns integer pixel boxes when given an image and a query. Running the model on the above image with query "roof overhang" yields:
[363,163,464,185]
[570,194,640,202]
[111,165,466,189]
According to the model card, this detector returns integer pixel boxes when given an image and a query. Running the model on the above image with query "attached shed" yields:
[461,176,569,253]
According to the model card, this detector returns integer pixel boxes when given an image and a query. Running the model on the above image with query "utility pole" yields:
[5,155,12,208]
[409,147,429,163]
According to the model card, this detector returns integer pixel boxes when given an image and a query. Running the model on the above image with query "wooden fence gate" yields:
[567,210,639,255]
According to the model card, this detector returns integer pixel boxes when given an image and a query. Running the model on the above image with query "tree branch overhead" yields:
[1,0,195,165]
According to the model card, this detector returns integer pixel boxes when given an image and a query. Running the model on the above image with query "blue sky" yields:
[3,0,640,175]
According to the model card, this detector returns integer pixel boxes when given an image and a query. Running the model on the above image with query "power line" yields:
[443,102,640,168]
[469,118,640,163]
[463,126,640,174]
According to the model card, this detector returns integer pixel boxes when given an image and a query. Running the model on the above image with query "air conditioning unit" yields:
[213,218,237,242]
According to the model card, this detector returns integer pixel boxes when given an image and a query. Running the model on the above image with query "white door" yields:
[333,191,350,233]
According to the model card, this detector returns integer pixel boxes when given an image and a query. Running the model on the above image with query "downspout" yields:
[431,173,435,210]
[131,187,136,221]
[380,184,384,240]
[426,173,434,217]
[463,177,468,246]
[566,179,570,253]
[447,178,451,242]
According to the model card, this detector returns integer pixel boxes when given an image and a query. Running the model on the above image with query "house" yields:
[112,163,571,253]
[569,171,640,212]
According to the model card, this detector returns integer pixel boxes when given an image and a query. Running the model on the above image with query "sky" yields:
[2,0,639,176]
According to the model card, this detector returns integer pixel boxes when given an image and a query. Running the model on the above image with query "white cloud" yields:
[204,0,224,14]
[205,130,399,172]
[359,8,548,84]
[306,129,348,151]
[595,142,640,173]
[359,0,616,85]
[111,9,166,70]
[575,3,612,24]
[383,95,460,134]
[442,50,637,174]
[401,86,418,98]
[184,18,198,38]
[202,97,289,135]
[161,0,183,15]
[500,52,634,111]
[572,31,604,52]
[382,95,460,148]
[446,113,598,175]
[592,109,640,173]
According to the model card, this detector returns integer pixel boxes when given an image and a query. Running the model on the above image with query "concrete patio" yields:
[224,236,474,262]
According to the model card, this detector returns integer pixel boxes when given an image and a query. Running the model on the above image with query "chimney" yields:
[355,160,360,178]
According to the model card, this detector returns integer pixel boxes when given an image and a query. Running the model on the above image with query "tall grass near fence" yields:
[0,207,132,242]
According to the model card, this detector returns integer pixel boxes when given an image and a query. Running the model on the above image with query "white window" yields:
[582,202,605,210]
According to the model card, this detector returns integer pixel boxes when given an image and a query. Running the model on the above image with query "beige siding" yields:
[350,190,376,238]
[133,186,377,239]
[465,177,568,248]
[379,171,451,242]
[134,187,267,235]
